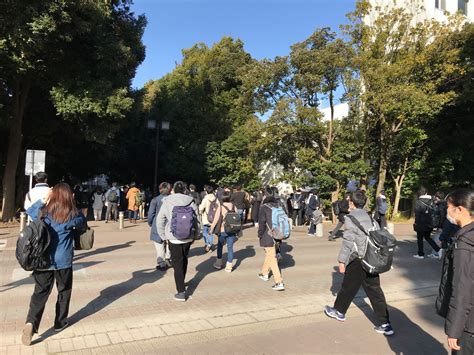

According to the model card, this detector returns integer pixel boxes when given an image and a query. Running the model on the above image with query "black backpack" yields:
[347,215,397,274]
[222,205,242,234]
[16,218,53,271]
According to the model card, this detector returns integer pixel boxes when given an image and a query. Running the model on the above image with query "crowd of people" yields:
[19,171,474,353]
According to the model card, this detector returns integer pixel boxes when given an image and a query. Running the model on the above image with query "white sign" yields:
[25,150,46,176]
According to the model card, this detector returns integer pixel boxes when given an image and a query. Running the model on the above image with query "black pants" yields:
[26,268,73,333]
[453,331,474,355]
[417,230,439,256]
[377,213,387,229]
[334,259,390,325]
[169,242,192,293]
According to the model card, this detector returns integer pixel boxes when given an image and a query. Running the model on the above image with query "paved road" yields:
[0,221,449,354]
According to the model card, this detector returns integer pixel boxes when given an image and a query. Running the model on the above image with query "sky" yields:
[130,0,356,106]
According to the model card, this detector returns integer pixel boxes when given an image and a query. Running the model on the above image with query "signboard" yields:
[25,150,46,176]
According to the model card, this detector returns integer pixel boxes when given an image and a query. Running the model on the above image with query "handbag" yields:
[74,227,94,250]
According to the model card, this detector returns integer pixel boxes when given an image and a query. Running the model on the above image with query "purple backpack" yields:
[170,202,196,240]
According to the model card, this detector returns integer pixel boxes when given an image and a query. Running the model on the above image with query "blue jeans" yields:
[202,224,213,247]
[237,209,245,222]
[217,232,235,263]
[308,221,316,235]
[128,209,138,220]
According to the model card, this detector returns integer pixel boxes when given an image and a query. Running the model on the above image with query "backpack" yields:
[16,218,52,271]
[107,189,118,203]
[416,199,435,230]
[207,197,219,224]
[332,201,340,216]
[347,215,397,274]
[222,204,242,234]
[436,242,455,318]
[170,202,197,240]
[291,195,301,210]
[265,204,291,240]
[135,191,144,206]
[312,209,323,224]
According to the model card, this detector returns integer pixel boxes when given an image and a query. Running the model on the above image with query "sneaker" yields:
[156,265,167,271]
[205,245,211,253]
[225,262,233,273]
[272,282,285,291]
[427,252,439,259]
[258,273,269,281]
[276,253,282,262]
[324,305,346,321]
[413,254,425,259]
[375,323,394,336]
[307,233,315,237]
[174,292,187,302]
[213,258,223,270]
[54,321,69,332]
[165,259,172,268]
[21,323,33,346]
[328,236,336,242]
[438,249,445,260]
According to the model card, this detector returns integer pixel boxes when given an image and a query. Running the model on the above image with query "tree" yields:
[345,1,466,198]
[0,0,145,220]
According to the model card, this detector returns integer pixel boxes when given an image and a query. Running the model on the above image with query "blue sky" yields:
[131,0,355,105]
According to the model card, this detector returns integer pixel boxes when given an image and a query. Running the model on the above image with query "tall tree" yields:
[0,0,145,220]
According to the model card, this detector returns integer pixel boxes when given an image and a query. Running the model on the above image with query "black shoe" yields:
[54,321,69,332]
[156,265,167,271]
[328,236,336,241]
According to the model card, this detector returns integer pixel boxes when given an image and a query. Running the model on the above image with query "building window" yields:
[441,0,447,10]
[458,0,468,15]
[435,0,440,9]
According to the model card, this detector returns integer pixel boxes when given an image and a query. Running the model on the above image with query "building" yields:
[367,0,473,23]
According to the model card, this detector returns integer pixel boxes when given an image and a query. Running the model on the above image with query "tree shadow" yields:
[354,299,447,355]
[0,261,104,292]
[233,245,256,270]
[73,241,136,261]
[33,268,165,344]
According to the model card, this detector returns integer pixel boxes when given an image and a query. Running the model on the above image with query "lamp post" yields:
[148,120,170,196]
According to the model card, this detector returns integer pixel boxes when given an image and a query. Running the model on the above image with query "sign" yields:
[25,150,46,176]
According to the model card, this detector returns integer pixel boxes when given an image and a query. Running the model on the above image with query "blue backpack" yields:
[170,202,197,240]
[265,204,291,240]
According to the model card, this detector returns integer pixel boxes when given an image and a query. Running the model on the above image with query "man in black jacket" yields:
[413,187,440,259]
[328,194,350,241]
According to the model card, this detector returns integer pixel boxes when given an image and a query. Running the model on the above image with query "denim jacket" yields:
[26,200,86,270]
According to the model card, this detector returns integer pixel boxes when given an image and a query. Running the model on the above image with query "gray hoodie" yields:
[338,208,377,265]
[156,193,198,244]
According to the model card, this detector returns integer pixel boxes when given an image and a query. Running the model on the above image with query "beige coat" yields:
[199,193,219,225]
[210,202,237,234]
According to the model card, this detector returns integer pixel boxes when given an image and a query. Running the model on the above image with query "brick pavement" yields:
[0,220,449,354]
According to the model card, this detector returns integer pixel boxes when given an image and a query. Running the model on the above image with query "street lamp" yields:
[148,120,170,195]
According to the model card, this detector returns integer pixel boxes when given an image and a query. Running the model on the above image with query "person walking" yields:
[156,181,198,302]
[126,182,140,224]
[257,187,285,291]
[104,182,120,222]
[375,190,388,229]
[148,182,172,271]
[24,172,50,211]
[413,187,440,259]
[251,189,263,227]
[324,190,394,336]
[444,189,474,354]
[291,189,304,227]
[91,188,105,221]
[231,185,247,222]
[305,190,320,236]
[328,194,350,241]
[21,183,86,346]
[210,191,239,272]
[199,185,219,253]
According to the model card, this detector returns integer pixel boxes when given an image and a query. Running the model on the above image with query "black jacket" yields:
[414,196,434,232]
[445,222,474,338]
[258,197,279,247]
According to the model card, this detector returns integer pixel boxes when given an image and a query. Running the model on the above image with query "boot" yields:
[225,261,233,273]
[213,258,223,269]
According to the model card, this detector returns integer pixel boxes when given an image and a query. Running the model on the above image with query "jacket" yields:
[148,194,168,243]
[199,193,219,226]
[338,208,375,265]
[210,202,236,234]
[92,193,104,210]
[414,195,434,232]
[156,193,198,244]
[26,200,86,270]
[105,187,120,204]
[257,197,279,247]
[445,222,474,338]
[126,187,140,211]
[24,183,50,210]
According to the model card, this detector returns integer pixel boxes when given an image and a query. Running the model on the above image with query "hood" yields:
[455,222,474,249]
[166,193,194,206]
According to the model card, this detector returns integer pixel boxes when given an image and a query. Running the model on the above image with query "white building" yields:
[367,0,473,23]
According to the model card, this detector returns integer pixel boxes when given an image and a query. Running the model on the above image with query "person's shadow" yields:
[279,243,296,270]
[233,245,256,270]
[355,299,447,354]
[33,268,165,344]
[73,241,135,261]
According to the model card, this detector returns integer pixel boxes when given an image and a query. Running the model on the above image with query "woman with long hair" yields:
[22,183,86,346]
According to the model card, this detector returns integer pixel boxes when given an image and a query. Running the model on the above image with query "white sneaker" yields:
[427,252,439,259]
[438,249,444,260]
[413,254,425,259]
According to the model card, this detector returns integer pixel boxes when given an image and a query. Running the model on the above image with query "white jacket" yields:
[24,183,50,210]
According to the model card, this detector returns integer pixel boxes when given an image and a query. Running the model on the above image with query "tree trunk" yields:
[376,129,388,196]
[331,181,340,224]
[327,89,334,157]
[392,175,404,219]
[1,79,30,222]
